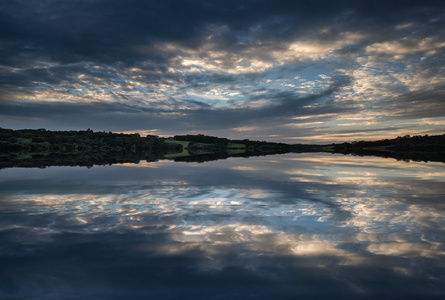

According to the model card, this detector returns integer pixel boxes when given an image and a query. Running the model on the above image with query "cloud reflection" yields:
[1,154,445,298]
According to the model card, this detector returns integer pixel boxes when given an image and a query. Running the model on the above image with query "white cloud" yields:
[366,37,445,59]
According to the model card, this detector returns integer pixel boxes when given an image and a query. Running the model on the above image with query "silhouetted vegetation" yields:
[332,134,445,152]
[0,128,170,152]
[230,139,289,154]
[165,134,289,161]
[172,134,230,145]
[0,128,173,168]
[170,134,289,154]
[0,129,290,168]
[1,128,444,168]
[322,134,445,163]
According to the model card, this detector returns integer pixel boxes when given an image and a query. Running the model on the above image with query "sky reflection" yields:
[1,154,445,299]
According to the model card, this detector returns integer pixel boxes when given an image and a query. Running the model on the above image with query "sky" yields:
[1,0,444,143]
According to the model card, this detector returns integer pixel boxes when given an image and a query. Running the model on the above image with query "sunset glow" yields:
[1,1,444,142]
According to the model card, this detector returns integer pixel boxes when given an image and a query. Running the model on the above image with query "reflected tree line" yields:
[0,128,288,168]
[329,134,445,163]
[1,128,444,168]
[0,128,176,168]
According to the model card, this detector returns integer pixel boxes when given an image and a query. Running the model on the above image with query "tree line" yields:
[0,128,170,154]
[1,128,444,167]
[329,134,445,163]
[171,134,289,153]
[0,129,288,168]
[0,128,182,168]
[331,134,445,152]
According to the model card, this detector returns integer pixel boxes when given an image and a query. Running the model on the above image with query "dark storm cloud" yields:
[1,0,444,140]
[0,0,439,78]
[1,0,442,67]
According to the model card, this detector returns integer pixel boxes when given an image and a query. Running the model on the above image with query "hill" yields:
[1,128,444,167]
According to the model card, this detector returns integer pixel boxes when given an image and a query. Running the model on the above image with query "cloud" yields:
[0,73,354,134]
[366,37,445,60]
[0,0,444,141]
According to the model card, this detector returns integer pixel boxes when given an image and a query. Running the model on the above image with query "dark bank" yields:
[1,128,444,169]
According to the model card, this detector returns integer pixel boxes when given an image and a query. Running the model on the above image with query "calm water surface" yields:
[1,153,444,299]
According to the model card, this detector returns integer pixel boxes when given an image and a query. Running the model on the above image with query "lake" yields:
[1,153,444,299]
